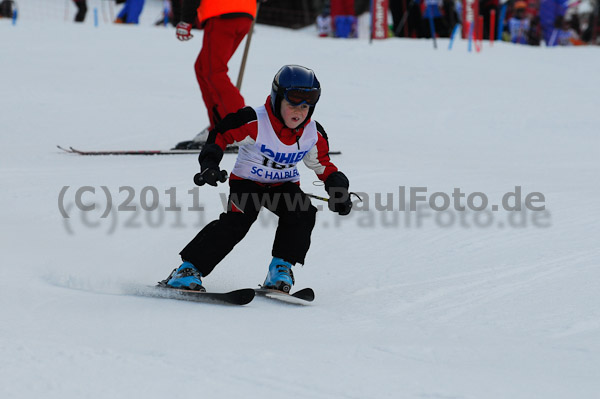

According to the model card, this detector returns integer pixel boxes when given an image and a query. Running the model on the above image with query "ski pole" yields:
[427,5,437,49]
[236,2,260,90]
[490,9,496,47]
[467,21,474,52]
[395,0,417,37]
[497,3,507,42]
[448,23,460,50]
[475,15,483,52]
[307,192,363,203]
[306,193,329,202]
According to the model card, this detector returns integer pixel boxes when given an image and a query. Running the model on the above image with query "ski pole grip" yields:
[194,170,228,186]
[193,173,205,186]
[218,170,229,183]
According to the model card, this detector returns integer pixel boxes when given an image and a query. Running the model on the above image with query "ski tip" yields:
[293,288,315,302]
[229,288,256,305]
[255,286,315,304]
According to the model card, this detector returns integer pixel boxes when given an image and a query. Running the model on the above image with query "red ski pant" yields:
[195,17,253,130]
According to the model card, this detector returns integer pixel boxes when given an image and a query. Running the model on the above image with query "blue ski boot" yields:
[263,257,294,293]
[163,261,205,292]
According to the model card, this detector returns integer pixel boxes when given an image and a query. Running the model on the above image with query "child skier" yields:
[162,65,353,293]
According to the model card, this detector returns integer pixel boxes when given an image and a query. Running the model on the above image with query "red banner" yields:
[371,0,389,39]
[462,0,479,39]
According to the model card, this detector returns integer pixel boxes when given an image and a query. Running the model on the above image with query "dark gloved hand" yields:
[196,168,224,187]
[197,144,225,187]
[325,171,352,216]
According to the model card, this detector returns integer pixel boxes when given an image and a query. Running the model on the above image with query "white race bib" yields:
[232,106,318,184]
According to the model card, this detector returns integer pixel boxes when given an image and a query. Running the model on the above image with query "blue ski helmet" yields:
[271,65,321,126]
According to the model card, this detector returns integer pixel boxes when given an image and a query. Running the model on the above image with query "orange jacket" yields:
[198,0,257,24]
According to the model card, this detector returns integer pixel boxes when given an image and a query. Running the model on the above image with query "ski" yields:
[137,284,255,305]
[57,145,341,156]
[254,286,315,304]
[56,145,239,156]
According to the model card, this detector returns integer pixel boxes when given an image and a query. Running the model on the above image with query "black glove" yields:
[197,144,224,187]
[196,168,229,186]
[325,171,352,216]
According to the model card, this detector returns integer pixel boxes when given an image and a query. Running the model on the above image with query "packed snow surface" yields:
[1,3,599,399]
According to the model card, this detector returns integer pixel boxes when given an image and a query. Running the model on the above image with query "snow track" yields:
[1,11,599,399]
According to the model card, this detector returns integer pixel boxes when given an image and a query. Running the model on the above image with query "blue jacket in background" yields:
[539,0,567,46]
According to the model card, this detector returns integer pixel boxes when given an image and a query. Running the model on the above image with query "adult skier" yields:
[174,0,257,149]
[162,65,353,293]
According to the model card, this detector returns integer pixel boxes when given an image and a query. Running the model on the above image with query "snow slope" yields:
[1,7,599,399]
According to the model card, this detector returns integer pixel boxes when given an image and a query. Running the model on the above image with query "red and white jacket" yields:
[209,96,338,184]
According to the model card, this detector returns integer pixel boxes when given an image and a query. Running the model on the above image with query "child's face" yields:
[280,99,310,129]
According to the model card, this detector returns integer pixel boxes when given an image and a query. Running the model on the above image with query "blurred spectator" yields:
[316,15,332,37]
[524,0,539,18]
[330,0,355,37]
[576,0,596,43]
[115,0,146,24]
[155,0,183,27]
[330,0,354,18]
[388,0,425,38]
[316,4,332,37]
[539,0,567,45]
[528,15,543,45]
[580,7,595,42]
[73,0,87,23]
[390,0,411,37]
[508,1,530,44]
[408,0,425,37]
[386,0,458,38]
[569,13,582,36]
[420,0,443,39]
[441,0,459,37]
[555,15,584,45]
[418,0,456,38]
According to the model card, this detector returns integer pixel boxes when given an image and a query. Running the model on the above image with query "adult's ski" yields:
[254,286,315,304]
[57,145,341,156]
[56,145,239,156]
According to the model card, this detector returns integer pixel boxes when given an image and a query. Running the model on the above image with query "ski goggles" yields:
[283,87,320,106]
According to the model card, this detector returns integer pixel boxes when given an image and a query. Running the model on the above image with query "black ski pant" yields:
[180,179,317,277]
[73,0,87,22]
